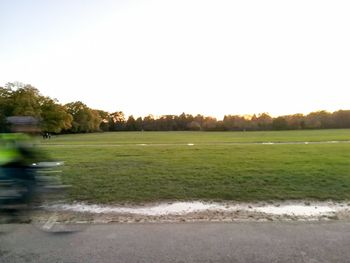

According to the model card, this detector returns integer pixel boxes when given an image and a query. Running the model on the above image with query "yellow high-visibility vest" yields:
[0,133,30,165]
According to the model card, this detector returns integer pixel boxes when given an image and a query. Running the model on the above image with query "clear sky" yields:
[1,0,349,120]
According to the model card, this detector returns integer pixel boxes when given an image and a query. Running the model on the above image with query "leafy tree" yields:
[125,115,138,131]
[40,97,72,133]
[0,86,13,130]
[285,114,305,129]
[11,85,42,117]
[272,116,288,130]
[202,116,217,131]
[176,113,194,130]
[256,113,272,130]
[305,111,332,129]
[0,86,13,116]
[187,121,201,131]
[135,117,143,131]
[193,114,204,130]
[96,110,110,131]
[90,110,102,131]
[109,111,126,131]
[157,115,177,131]
[142,115,156,131]
[65,101,101,133]
[223,115,247,131]
[1,82,72,133]
[332,110,350,128]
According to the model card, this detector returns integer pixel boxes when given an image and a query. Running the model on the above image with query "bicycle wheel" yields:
[31,210,88,233]
[30,186,87,233]
[0,210,15,234]
[0,180,29,234]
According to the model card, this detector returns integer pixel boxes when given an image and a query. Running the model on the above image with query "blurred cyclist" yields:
[0,116,42,211]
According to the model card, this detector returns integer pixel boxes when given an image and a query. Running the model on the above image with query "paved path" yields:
[1,222,350,262]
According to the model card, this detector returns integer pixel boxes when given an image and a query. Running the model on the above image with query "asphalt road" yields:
[1,222,350,263]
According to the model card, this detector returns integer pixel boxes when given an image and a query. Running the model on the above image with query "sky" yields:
[1,0,349,120]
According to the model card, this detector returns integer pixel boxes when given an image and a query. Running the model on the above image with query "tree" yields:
[223,115,248,131]
[175,113,194,130]
[40,97,73,133]
[332,110,350,128]
[193,114,204,130]
[157,115,177,131]
[305,111,332,129]
[187,121,201,131]
[11,84,42,117]
[142,115,156,131]
[90,110,102,132]
[285,114,305,130]
[202,116,217,131]
[1,82,73,133]
[135,117,143,131]
[256,113,272,130]
[109,111,126,131]
[0,86,12,131]
[65,101,101,133]
[125,115,138,131]
[97,110,110,131]
[272,116,288,130]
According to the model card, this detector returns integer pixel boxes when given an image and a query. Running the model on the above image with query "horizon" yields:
[1,81,348,121]
[1,0,349,119]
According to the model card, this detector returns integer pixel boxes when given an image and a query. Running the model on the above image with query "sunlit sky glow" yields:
[1,0,349,120]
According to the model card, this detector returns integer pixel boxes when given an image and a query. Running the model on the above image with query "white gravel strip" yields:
[252,205,337,216]
[48,201,350,217]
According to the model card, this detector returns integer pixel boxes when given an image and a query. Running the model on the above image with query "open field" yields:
[41,129,350,145]
[39,130,350,203]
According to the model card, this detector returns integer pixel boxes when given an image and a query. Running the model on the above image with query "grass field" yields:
[39,130,350,203]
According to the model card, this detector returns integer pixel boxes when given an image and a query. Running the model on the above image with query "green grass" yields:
[41,129,350,145]
[39,130,350,203]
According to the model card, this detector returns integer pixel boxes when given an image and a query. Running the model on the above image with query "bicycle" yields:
[0,161,86,233]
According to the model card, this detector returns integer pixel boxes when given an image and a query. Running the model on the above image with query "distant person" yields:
[42,132,51,139]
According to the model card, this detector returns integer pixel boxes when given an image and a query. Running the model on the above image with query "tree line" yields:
[1,82,350,133]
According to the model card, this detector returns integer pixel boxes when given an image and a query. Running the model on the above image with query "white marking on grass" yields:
[41,140,350,147]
